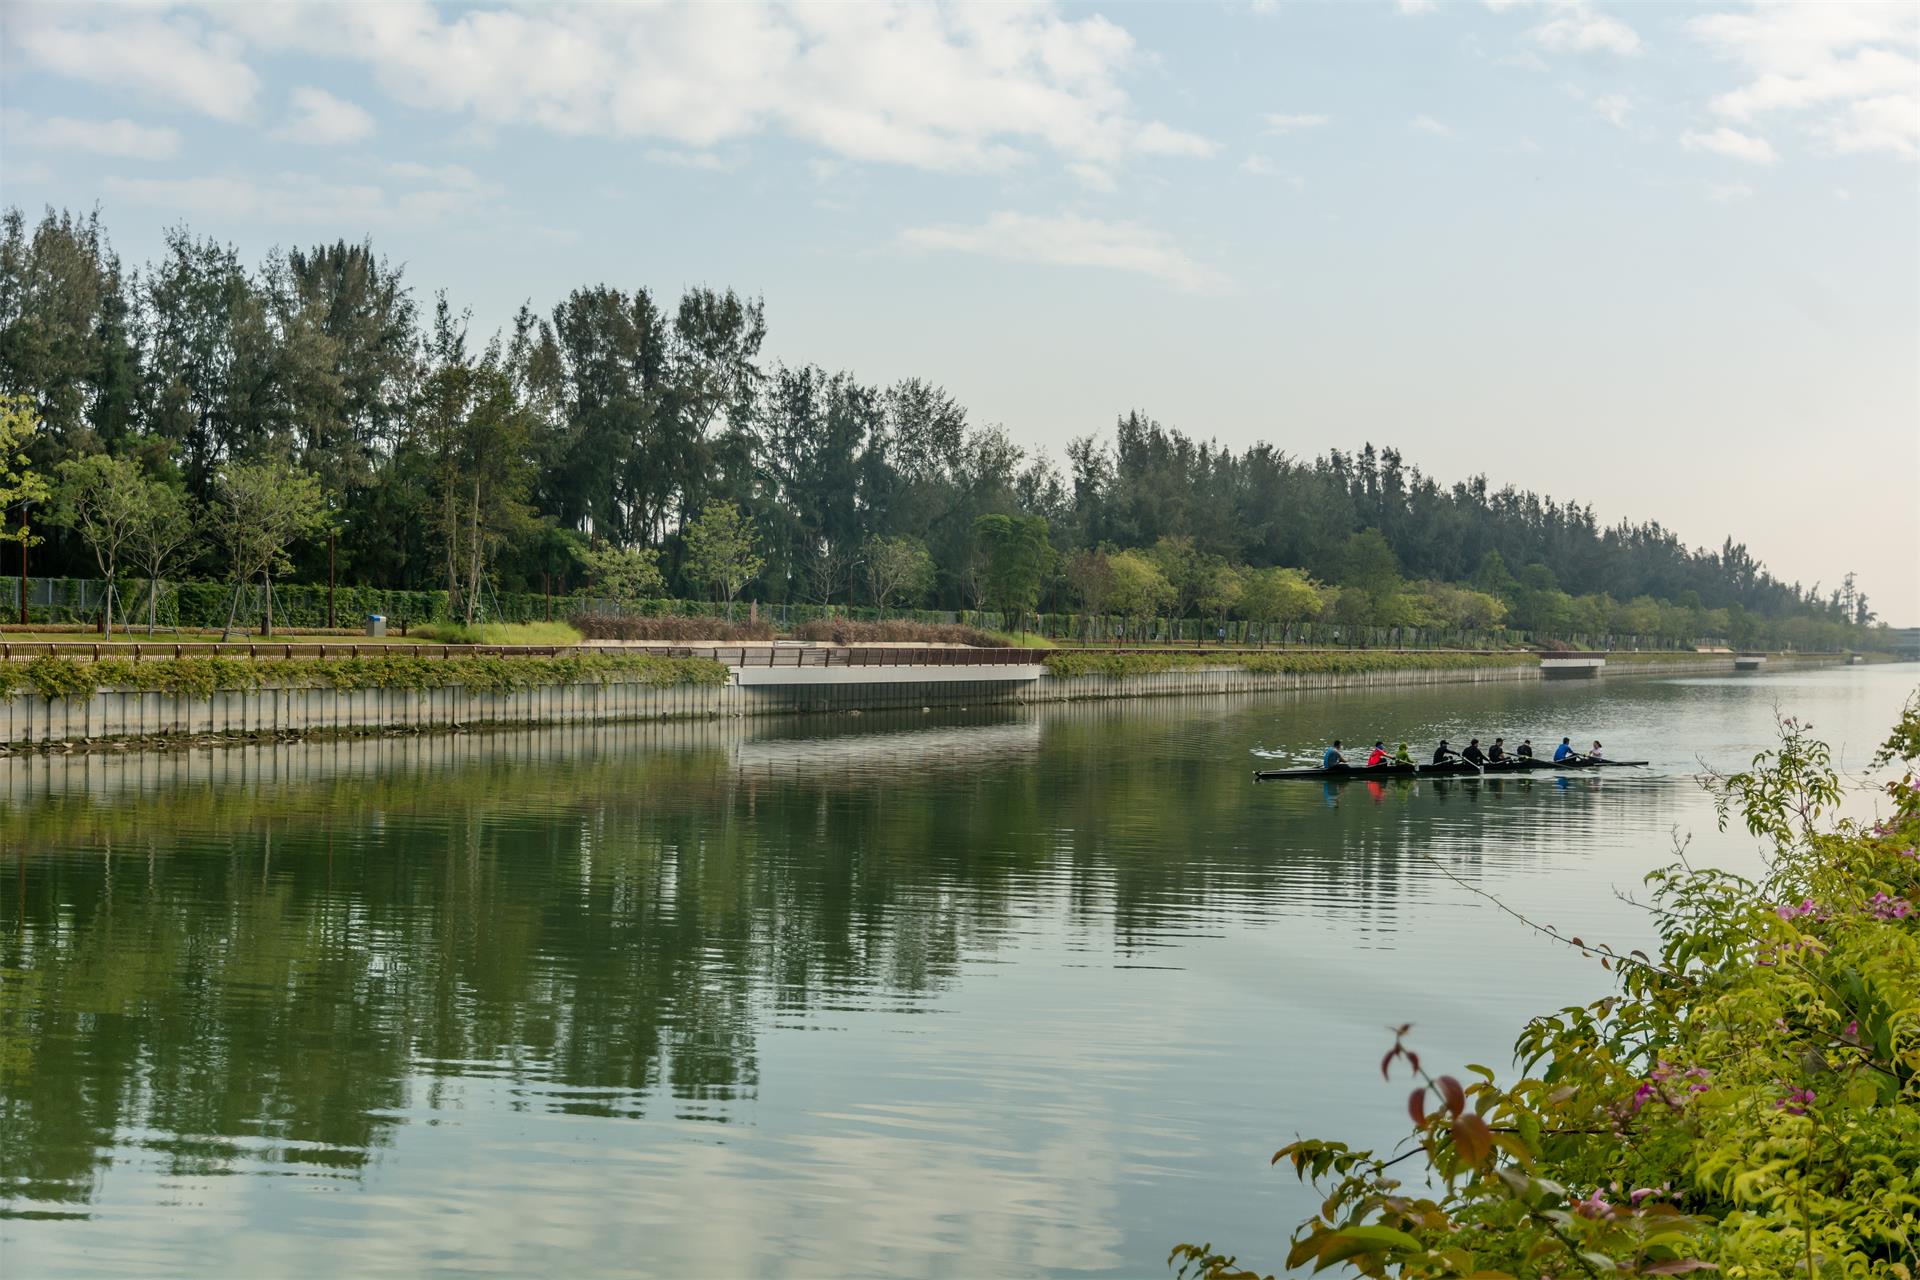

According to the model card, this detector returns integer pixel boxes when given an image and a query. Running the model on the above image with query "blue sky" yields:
[3,1,1916,620]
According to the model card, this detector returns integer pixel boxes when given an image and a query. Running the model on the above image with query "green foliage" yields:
[0,652,727,701]
[0,393,52,543]
[576,543,667,605]
[1173,700,1920,1279]
[0,207,1893,653]
[211,460,329,636]
[1240,566,1325,639]
[417,323,539,625]
[863,536,936,610]
[1043,650,1531,679]
[52,452,146,635]
[974,513,1054,622]
[1107,550,1177,635]
[683,499,764,617]
[1340,528,1402,598]
[124,478,199,632]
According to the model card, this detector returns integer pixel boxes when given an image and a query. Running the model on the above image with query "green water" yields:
[1,665,1912,1277]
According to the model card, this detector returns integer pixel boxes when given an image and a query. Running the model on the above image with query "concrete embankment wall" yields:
[0,654,1839,747]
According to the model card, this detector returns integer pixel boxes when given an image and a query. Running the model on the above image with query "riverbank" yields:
[0,648,1851,750]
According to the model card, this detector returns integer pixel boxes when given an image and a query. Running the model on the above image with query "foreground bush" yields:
[1173,697,1920,1279]
[568,613,776,642]
[787,619,1010,647]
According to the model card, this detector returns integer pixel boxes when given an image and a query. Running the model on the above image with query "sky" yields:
[2,0,1916,622]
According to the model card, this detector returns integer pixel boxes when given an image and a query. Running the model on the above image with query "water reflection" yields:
[1,667,1911,1276]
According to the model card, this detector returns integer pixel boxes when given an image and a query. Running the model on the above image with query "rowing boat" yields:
[1253,757,1648,781]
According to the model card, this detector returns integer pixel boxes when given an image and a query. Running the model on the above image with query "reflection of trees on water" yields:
[0,705,1673,1210]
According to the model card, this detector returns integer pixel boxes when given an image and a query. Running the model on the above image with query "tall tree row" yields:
[0,206,1882,639]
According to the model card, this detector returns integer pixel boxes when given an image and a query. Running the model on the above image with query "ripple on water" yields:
[0,667,1911,1276]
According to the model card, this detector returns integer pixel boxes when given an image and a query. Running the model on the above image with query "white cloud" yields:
[103,164,488,226]
[898,211,1224,292]
[1820,92,1920,159]
[1591,92,1632,127]
[140,1,1214,177]
[1529,4,1642,56]
[1410,114,1455,137]
[1262,112,1331,133]
[1689,1,1918,159]
[644,148,738,172]
[1681,126,1778,165]
[1067,161,1119,192]
[9,7,260,121]
[1237,154,1304,187]
[1495,50,1551,73]
[1396,0,1438,15]
[276,87,375,145]
[383,161,494,193]
[0,110,181,159]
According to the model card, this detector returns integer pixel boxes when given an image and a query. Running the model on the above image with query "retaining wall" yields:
[0,654,1840,748]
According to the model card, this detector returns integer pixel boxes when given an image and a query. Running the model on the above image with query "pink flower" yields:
[1866,892,1913,920]
[1844,1020,1858,1039]
[1776,1088,1816,1116]
[1572,1191,1614,1218]
[1775,899,1822,921]
[1629,1184,1670,1205]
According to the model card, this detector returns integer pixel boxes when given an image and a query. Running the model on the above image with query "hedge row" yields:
[1040,650,1539,679]
[570,614,777,642]
[786,619,1012,647]
[0,653,731,701]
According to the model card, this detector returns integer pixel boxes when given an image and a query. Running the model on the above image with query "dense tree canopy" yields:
[0,207,1885,648]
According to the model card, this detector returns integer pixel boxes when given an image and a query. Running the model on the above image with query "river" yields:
[1,664,1912,1277]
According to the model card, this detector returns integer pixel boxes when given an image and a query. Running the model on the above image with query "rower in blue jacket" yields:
[1553,737,1575,762]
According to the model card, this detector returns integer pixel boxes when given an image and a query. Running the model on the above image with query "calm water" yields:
[2,665,1912,1277]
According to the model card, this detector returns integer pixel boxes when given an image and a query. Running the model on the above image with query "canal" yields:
[1,664,1911,1276]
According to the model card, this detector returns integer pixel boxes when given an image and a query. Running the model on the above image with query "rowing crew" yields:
[1321,736,1605,769]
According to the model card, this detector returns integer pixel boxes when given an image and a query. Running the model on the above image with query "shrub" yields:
[1043,650,1532,679]
[786,619,1010,647]
[411,620,583,646]
[0,652,729,701]
[1172,699,1920,1280]
[568,613,776,642]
